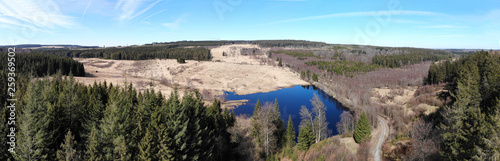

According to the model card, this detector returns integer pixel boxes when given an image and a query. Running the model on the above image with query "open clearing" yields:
[73,44,309,105]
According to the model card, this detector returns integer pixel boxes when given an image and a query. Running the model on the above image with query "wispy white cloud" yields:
[162,18,183,29]
[115,0,162,23]
[417,25,467,29]
[392,19,425,24]
[429,34,467,38]
[142,9,166,21]
[262,10,441,25]
[0,0,76,29]
[82,0,93,18]
[272,0,307,1]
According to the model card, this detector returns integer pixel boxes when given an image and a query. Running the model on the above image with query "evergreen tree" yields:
[285,115,296,148]
[207,99,235,160]
[138,128,155,161]
[57,130,78,161]
[440,61,485,160]
[15,81,48,160]
[251,99,262,144]
[0,103,14,160]
[312,73,318,82]
[354,111,371,143]
[297,123,315,151]
[99,85,136,160]
[273,98,286,149]
[85,126,102,161]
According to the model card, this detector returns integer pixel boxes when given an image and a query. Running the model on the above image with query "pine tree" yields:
[0,103,14,160]
[297,123,315,151]
[273,98,286,149]
[99,85,136,160]
[440,61,484,160]
[285,115,296,148]
[312,73,318,81]
[15,81,48,160]
[207,99,234,160]
[354,111,371,143]
[85,126,102,161]
[57,130,78,161]
[138,128,155,161]
[160,90,180,160]
[251,99,262,144]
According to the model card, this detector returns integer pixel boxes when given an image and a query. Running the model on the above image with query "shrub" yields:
[312,73,319,81]
[177,57,186,63]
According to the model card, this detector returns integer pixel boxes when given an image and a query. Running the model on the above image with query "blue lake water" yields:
[226,85,347,136]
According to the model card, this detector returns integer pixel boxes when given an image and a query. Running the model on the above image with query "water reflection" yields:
[226,85,347,136]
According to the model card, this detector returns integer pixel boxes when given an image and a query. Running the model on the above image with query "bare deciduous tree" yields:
[311,93,328,143]
[336,111,354,135]
[406,119,438,161]
[255,102,278,156]
[299,105,314,130]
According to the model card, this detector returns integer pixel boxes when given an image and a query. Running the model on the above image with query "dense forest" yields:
[0,75,237,160]
[38,46,211,61]
[305,60,380,77]
[426,51,500,160]
[154,40,328,48]
[372,52,452,68]
[0,52,85,77]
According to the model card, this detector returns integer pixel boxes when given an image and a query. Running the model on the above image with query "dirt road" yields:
[374,116,388,161]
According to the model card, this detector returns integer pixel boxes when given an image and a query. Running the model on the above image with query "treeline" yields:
[0,52,85,76]
[253,40,327,48]
[155,40,328,48]
[305,60,380,77]
[0,77,237,160]
[273,50,320,60]
[372,52,452,68]
[426,51,500,160]
[38,46,211,61]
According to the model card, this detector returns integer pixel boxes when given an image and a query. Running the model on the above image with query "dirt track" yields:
[373,116,388,161]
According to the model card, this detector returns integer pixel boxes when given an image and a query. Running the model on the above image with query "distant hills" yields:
[0,44,100,49]
[0,40,497,55]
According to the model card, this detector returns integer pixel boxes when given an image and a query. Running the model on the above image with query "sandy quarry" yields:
[73,44,309,103]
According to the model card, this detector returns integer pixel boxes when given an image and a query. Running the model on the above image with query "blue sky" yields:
[0,0,499,49]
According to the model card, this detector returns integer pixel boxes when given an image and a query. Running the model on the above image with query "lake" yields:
[226,85,347,136]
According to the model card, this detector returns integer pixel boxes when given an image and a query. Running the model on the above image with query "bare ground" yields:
[73,44,309,108]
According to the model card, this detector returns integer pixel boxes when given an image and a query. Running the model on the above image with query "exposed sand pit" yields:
[73,44,309,105]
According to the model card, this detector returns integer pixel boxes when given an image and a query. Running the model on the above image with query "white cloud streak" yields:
[0,0,76,29]
[115,0,162,23]
[162,18,182,29]
[262,10,441,25]
[142,9,166,21]
[417,25,467,29]
[82,0,93,18]
[273,0,307,1]
[392,19,425,24]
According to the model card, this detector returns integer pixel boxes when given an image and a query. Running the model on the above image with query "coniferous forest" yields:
[0,75,237,160]
[40,46,211,61]
[0,52,85,77]
[426,51,500,160]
